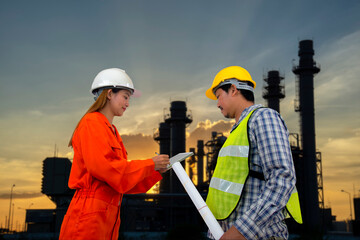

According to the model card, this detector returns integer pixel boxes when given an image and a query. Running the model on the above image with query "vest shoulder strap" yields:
[247,107,265,182]
[249,170,265,181]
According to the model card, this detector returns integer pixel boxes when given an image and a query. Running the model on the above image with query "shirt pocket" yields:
[110,142,124,160]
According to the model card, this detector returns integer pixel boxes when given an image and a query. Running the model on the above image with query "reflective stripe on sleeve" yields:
[209,177,244,196]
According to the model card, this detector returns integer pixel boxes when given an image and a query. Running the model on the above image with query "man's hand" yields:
[220,225,246,240]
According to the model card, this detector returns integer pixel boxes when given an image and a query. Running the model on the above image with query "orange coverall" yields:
[59,112,162,240]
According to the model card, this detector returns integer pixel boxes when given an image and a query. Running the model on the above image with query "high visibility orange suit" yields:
[59,112,162,240]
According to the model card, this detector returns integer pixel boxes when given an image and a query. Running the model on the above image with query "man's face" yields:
[215,87,234,119]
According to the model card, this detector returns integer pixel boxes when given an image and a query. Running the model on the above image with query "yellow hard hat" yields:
[205,66,256,100]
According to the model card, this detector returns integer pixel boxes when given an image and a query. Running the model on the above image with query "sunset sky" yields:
[1,0,360,230]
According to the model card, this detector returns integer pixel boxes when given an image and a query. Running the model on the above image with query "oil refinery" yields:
[2,40,359,240]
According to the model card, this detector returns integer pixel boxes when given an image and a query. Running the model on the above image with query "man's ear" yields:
[230,84,239,96]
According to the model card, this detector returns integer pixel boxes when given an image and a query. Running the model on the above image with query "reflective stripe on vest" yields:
[209,177,244,196]
[206,108,303,224]
[219,145,249,158]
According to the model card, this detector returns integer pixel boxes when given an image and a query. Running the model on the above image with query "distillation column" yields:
[262,70,285,113]
[166,101,192,193]
[197,140,204,188]
[154,101,192,193]
[292,40,321,231]
[153,122,171,193]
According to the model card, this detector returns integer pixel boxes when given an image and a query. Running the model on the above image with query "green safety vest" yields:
[206,108,303,224]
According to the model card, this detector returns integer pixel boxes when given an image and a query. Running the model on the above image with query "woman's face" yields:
[108,89,131,117]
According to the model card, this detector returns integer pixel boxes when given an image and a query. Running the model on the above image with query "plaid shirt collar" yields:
[231,104,263,132]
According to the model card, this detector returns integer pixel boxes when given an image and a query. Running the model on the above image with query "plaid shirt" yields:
[208,104,296,240]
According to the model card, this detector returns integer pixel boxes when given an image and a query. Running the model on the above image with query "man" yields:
[205,66,301,240]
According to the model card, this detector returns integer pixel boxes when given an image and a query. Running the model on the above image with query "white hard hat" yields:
[90,68,135,95]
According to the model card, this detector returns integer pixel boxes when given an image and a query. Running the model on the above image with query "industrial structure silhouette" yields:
[3,40,360,239]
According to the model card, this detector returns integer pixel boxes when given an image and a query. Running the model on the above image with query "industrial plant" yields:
[2,40,360,239]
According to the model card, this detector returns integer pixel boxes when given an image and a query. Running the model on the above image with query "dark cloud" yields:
[0,178,40,191]
[324,162,360,170]
[0,192,43,200]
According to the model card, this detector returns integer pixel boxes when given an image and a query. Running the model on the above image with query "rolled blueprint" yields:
[172,161,224,240]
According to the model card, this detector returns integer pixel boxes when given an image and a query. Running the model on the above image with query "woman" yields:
[59,68,169,240]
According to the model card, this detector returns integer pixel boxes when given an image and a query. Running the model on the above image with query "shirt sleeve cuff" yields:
[153,170,163,182]
[234,216,265,240]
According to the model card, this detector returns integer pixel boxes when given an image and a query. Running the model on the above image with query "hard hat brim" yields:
[90,86,135,96]
[205,87,217,100]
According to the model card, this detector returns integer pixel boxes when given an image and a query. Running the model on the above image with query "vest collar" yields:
[231,104,263,132]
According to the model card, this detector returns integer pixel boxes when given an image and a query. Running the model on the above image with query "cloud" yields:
[194,119,235,131]
[27,110,44,117]
[312,30,360,143]
[112,84,220,136]
[0,192,43,200]
[187,119,234,151]
[316,31,360,102]
[321,134,360,166]
[120,118,235,161]
[0,0,359,224]
[321,134,360,197]
[122,133,159,160]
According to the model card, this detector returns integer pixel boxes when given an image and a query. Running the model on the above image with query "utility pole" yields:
[11,203,15,232]
[8,184,15,232]
[341,189,353,220]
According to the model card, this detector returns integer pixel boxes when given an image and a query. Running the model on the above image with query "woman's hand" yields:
[152,154,170,173]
